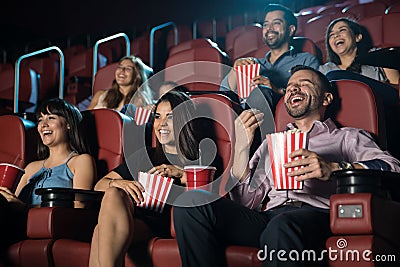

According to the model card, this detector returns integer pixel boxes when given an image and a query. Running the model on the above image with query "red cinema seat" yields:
[342,1,387,20]
[0,65,39,112]
[164,45,231,91]
[225,25,254,60]
[92,62,118,95]
[168,38,216,57]
[0,63,13,73]
[382,13,400,47]
[166,24,193,50]
[385,2,400,14]
[0,114,37,186]
[64,48,107,105]
[131,35,150,66]
[295,12,317,37]
[190,93,239,196]
[231,25,264,61]
[196,19,214,40]
[25,56,60,102]
[359,15,384,48]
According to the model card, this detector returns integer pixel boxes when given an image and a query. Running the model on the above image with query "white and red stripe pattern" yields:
[234,63,260,99]
[266,131,307,190]
[137,172,173,213]
[134,107,152,125]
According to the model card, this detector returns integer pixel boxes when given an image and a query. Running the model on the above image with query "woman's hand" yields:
[109,179,145,204]
[0,186,25,205]
[148,164,185,184]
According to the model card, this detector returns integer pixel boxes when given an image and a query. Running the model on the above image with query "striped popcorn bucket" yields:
[266,131,307,190]
[134,107,152,125]
[137,172,173,213]
[234,63,260,99]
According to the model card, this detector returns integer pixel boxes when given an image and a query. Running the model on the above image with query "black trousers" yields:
[173,193,331,267]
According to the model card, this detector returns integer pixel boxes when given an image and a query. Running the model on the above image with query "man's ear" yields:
[323,92,333,107]
[355,33,363,43]
[289,25,296,37]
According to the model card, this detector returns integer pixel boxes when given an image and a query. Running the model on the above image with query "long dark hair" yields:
[325,17,373,73]
[152,91,199,165]
[104,55,153,109]
[35,98,89,159]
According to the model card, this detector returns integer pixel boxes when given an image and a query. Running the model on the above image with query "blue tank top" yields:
[28,151,76,205]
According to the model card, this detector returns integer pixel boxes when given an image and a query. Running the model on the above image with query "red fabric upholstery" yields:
[0,66,39,109]
[0,63,13,73]
[168,38,216,57]
[64,48,107,104]
[92,62,118,95]
[81,108,127,179]
[130,35,150,65]
[164,45,230,91]
[52,240,90,267]
[0,115,37,170]
[342,1,387,20]
[295,13,316,37]
[26,57,60,101]
[26,207,98,240]
[383,13,400,47]
[8,239,54,267]
[225,25,262,60]
[191,93,239,196]
[166,24,193,50]
[359,15,384,48]
[328,193,400,267]
[386,2,400,14]
[231,25,264,61]
[149,238,262,267]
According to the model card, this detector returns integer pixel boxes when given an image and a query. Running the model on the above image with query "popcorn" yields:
[266,131,307,190]
[235,64,260,99]
[136,172,173,213]
[134,107,152,125]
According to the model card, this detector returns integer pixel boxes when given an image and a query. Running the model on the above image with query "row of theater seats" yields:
[2,0,400,114]
[1,78,398,267]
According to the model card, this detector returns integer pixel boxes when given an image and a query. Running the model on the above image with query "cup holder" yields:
[331,169,400,201]
[35,188,104,208]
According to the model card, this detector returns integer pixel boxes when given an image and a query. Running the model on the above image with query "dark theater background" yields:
[0,0,329,62]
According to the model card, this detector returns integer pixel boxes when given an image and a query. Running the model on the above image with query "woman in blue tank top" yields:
[0,98,96,251]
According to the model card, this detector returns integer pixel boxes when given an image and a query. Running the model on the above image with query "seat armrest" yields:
[28,188,103,241]
[27,207,98,242]
[330,193,400,248]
